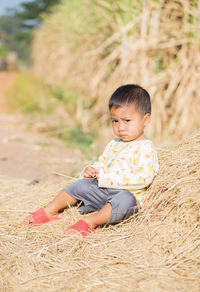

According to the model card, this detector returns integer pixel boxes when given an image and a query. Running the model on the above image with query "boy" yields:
[24,84,159,237]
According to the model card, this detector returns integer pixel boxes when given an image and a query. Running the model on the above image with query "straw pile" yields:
[0,130,199,291]
[32,0,200,139]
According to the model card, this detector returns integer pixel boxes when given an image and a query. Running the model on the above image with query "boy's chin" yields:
[117,133,146,141]
[119,137,133,142]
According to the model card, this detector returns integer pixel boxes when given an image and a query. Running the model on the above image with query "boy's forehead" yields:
[110,103,137,115]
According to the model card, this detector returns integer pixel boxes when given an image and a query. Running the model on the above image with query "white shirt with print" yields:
[91,138,159,206]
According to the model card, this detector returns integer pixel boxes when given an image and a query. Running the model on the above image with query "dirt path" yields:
[0,72,86,183]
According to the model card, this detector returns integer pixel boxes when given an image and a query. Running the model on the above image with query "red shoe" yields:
[24,208,61,226]
[64,220,95,238]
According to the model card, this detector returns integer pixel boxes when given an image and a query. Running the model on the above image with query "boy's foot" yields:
[64,220,94,238]
[24,208,61,226]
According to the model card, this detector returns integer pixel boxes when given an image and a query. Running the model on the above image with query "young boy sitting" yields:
[24,84,159,237]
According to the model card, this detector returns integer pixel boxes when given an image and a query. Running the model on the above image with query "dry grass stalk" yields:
[0,130,199,291]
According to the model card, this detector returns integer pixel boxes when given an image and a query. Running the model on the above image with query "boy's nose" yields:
[118,123,125,130]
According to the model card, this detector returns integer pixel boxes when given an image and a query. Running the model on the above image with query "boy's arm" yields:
[80,140,113,178]
[91,140,113,170]
[98,145,159,190]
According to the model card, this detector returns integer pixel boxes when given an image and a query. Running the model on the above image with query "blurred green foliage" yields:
[16,0,61,26]
[0,44,9,60]
[0,0,61,65]
[6,72,97,153]
[59,126,97,154]
[6,72,55,113]
[0,14,30,63]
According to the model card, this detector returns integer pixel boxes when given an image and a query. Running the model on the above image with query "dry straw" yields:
[32,0,200,139]
[0,130,199,291]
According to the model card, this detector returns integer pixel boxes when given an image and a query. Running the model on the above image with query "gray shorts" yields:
[64,178,138,224]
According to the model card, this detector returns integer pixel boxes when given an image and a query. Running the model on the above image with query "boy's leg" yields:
[26,178,102,224]
[44,178,97,218]
[84,202,112,229]
[43,189,78,217]
[83,190,137,229]
[25,189,78,224]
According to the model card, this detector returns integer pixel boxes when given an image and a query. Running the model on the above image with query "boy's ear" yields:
[144,113,151,126]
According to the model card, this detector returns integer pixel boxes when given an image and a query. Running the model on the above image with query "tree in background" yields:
[16,0,60,26]
[0,14,29,63]
[0,0,61,65]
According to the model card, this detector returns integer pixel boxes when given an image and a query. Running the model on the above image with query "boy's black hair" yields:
[109,84,151,115]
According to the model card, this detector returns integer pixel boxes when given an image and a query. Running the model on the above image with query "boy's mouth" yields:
[119,132,127,137]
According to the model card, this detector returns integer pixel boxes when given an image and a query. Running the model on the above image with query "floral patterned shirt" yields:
[91,138,159,206]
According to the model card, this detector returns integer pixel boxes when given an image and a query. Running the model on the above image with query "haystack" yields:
[32,0,200,139]
[0,131,199,291]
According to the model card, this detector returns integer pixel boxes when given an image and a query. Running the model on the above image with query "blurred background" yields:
[0,0,200,154]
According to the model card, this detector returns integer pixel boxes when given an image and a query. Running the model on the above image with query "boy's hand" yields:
[83,166,98,178]
[83,166,96,178]
[94,169,99,179]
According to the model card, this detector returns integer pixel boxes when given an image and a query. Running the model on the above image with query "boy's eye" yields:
[125,119,131,122]
[112,120,118,123]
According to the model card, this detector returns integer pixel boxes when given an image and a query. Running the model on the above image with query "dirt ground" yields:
[0,72,86,183]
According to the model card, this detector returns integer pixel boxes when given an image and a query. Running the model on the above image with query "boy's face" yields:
[110,103,151,142]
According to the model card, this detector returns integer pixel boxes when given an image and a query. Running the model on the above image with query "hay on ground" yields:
[0,131,199,291]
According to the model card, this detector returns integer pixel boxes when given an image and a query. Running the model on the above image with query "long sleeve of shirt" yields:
[91,140,114,170]
[79,141,113,178]
[96,138,159,205]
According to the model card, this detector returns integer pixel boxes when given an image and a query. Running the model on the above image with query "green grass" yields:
[0,44,9,60]
[58,126,98,155]
[6,72,55,114]
[6,72,98,154]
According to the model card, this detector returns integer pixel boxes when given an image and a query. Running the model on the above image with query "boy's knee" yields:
[73,178,92,193]
[118,191,137,209]
[108,191,137,224]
